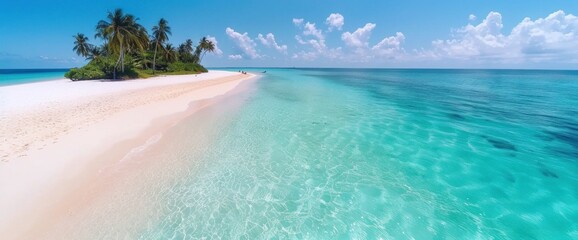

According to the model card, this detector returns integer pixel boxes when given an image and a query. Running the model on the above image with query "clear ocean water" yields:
[46,68,578,238]
[121,68,577,239]
[0,69,68,86]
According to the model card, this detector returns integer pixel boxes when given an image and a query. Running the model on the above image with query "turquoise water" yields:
[127,68,578,239]
[0,69,68,86]
[66,69,578,239]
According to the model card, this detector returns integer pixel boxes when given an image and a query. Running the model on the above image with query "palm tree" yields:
[163,43,178,63]
[178,43,187,59]
[151,18,171,74]
[193,43,202,64]
[86,46,103,62]
[191,37,216,64]
[184,39,193,53]
[95,8,149,79]
[73,33,92,58]
[199,37,215,63]
[134,47,152,69]
[178,39,194,62]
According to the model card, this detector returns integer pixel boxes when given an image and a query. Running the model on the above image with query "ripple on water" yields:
[112,69,578,239]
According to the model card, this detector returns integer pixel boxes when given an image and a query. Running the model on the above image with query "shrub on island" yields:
[65,64,105,81]
[65,55,140,81]
[167,62,208,73]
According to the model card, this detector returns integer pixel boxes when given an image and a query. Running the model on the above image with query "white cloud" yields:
[293,18,304,26]
[372,32,406,57]
[509,10,578,60]
[206,36,223,55]
[293,21,330,60]
[428,10,578,63]
[257,33,288,54]
[295,22,327,60]
[326,13,344,31]
[257,10,578,67]
[228,54,243,60]
[430,11,509,59]
[333,21,408,62]
[341,23,376,48]
[295,35,326,52]
[303,22,324,41]
[225,27,260,59]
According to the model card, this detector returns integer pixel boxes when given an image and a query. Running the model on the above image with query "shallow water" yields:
[65,69,578,238]
[0,69,68,86]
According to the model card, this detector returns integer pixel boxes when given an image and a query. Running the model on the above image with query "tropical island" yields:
[66,8,215,81]
[2,1,578,238]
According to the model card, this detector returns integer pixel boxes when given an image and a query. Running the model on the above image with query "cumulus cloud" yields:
[303,22,324,41]
[293,21,345,61]
[225,27,260,59]
[337,22,407,62]
[372,32,406,57]
[295,35,326,52]
[293,21,332,60]
[287,10,578,66]
[257,33,288,54]
[206,36,223,55]
[293,18,304,26]
[431,11,507,59]
[341,23,376,48]
[509,10,578,60]
[228,54,243,60]
[326,13,344,31]
[428,10,578,63]
[293,18,396,62]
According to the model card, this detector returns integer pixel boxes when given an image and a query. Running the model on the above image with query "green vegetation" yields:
[72,33,91,58]
[65,63,105,80]
[67,8,213,81]
[151,18,171,75]
[167,62,207,72]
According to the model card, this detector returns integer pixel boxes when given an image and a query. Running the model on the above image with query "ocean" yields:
[0,69,68,86]
[17,68,578,238]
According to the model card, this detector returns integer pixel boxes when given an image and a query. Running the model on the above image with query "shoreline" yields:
[32,76,260,239]
[0,71,257,238]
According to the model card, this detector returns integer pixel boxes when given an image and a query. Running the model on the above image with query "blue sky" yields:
[1,0,578,69]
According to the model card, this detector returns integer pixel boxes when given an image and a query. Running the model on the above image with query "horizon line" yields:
[2,67,578,72]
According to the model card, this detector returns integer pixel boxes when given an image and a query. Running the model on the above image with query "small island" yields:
[2,1,578,239]
[67,8,215,81]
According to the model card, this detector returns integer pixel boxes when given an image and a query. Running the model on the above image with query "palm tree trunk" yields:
[153,42,158,74]
[114,56,121,80]
[200,51,206,63]
[114,55,121,80]
[120,42,125,73]
[121,52,125,72]
[114,43,123,80]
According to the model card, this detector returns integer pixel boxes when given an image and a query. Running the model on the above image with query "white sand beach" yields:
[0,70,255,238]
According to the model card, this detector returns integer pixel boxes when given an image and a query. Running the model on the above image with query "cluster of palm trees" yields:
[73,8,215,78]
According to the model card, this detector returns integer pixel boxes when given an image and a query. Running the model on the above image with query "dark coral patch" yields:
[540,168,559,178]
[448,113,466,121]
[486,138,517,151]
